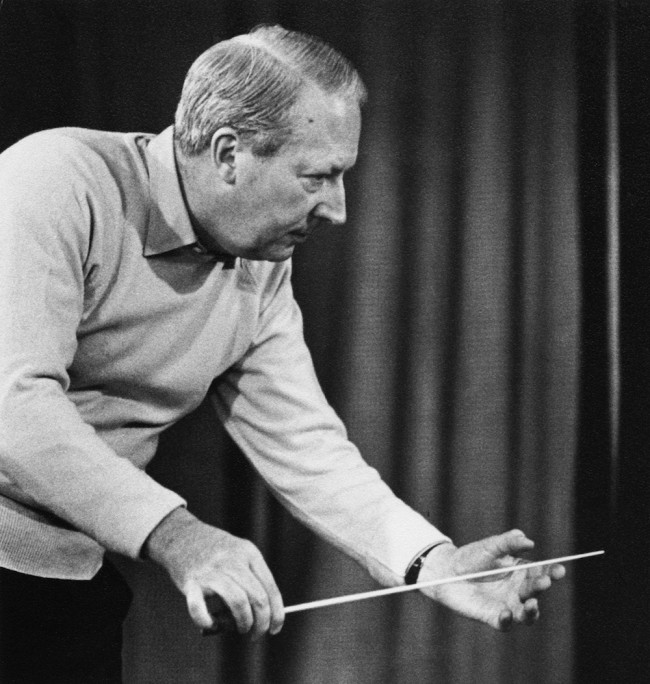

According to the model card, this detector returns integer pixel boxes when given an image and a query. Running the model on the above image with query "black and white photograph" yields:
[0,1,647,682]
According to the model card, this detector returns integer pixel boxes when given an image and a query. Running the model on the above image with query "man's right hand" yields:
[142,507,284,639]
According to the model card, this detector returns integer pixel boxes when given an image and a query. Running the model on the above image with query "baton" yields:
[202,549,604,635]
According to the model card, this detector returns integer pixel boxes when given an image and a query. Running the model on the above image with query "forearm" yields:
[214,368,449,586]
[211,263,449,585]
[0,143,186,558]
[0,368,185,558]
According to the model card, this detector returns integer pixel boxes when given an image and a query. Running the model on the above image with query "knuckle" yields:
[232,609,253,633]
[229,594,250,614]
[250,593,270,612]
[241,539,260,558]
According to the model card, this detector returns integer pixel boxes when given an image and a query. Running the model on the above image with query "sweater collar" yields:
[143,126,198,257]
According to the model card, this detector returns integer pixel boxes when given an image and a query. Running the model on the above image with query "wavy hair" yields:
[174,24,367,157]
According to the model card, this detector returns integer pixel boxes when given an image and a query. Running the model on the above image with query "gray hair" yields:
[174,24,367,157]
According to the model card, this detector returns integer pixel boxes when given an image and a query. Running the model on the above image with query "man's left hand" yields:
[418,529,566,631]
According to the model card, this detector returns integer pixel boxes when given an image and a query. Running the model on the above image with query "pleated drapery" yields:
[287,3,578,682]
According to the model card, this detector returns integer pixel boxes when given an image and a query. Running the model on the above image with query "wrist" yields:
[419,541,458,581]
[142,506,195,563]
[405,541,454,584]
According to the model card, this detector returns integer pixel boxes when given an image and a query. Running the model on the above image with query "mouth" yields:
[288,226,310,242]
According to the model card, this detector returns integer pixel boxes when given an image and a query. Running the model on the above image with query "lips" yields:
[288,225,309,241]
[289,230,309,243]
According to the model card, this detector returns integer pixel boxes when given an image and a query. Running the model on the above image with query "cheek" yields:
[268,186,312,222]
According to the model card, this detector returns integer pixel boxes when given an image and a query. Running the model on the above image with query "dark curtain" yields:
[0,1,595,682]
[615,3,650,680]
[575,1,650,682]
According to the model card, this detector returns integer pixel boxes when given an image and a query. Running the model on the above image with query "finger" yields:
[522,597,539,625]
[497,607,514,632]
[525,561,564,580]
[249,555,285,635]
[204,594,237,633]
[498,529,535,556]
[478,530,534,564]
[186,581,253,634]
[186,582,216,630]
[520,562,565,598]
[240,572,272,641]
[519,573,551,600]
[203,578,254,635]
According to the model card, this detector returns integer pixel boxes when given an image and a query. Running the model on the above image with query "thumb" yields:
[484,529,534,558]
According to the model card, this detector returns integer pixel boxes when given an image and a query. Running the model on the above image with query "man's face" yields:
[206,87,361,262]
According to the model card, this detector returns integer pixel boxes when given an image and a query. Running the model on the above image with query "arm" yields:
[212,262,564,630]
[212,261,449,587]
[0,135,184,559]
[0,136,286,637]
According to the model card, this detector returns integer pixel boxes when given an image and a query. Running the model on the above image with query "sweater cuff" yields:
[84,476,187,560]
[365,511,451,586]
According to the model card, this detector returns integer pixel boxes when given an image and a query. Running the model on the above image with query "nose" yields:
[313,176,346,226]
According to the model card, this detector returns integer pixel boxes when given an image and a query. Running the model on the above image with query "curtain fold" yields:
[290,3,579,682]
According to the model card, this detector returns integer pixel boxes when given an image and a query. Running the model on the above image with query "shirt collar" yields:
[143,126,198,257]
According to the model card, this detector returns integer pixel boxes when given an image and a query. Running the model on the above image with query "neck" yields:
[174,145,232,256]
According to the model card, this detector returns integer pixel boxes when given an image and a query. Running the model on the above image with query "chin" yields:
[265,250,294,262]
[243,245,294,262]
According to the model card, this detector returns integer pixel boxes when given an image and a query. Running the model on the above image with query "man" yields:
[0,25,564,682]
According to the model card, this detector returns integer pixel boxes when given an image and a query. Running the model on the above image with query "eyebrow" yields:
[303,162,354,176]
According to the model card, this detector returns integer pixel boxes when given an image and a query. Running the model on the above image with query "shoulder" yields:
[2,128,148,179]
[0,128,154,213]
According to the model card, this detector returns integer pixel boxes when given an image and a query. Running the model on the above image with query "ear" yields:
[209,127,240,184]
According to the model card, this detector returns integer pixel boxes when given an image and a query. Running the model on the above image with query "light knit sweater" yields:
[0,126,448,583]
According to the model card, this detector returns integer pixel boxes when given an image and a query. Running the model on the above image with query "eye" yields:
[302,174,328,192]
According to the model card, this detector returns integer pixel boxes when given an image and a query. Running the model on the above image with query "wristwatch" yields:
[405,542,447,585]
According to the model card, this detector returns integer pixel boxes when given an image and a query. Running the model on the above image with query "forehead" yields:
[283,88,361,170]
